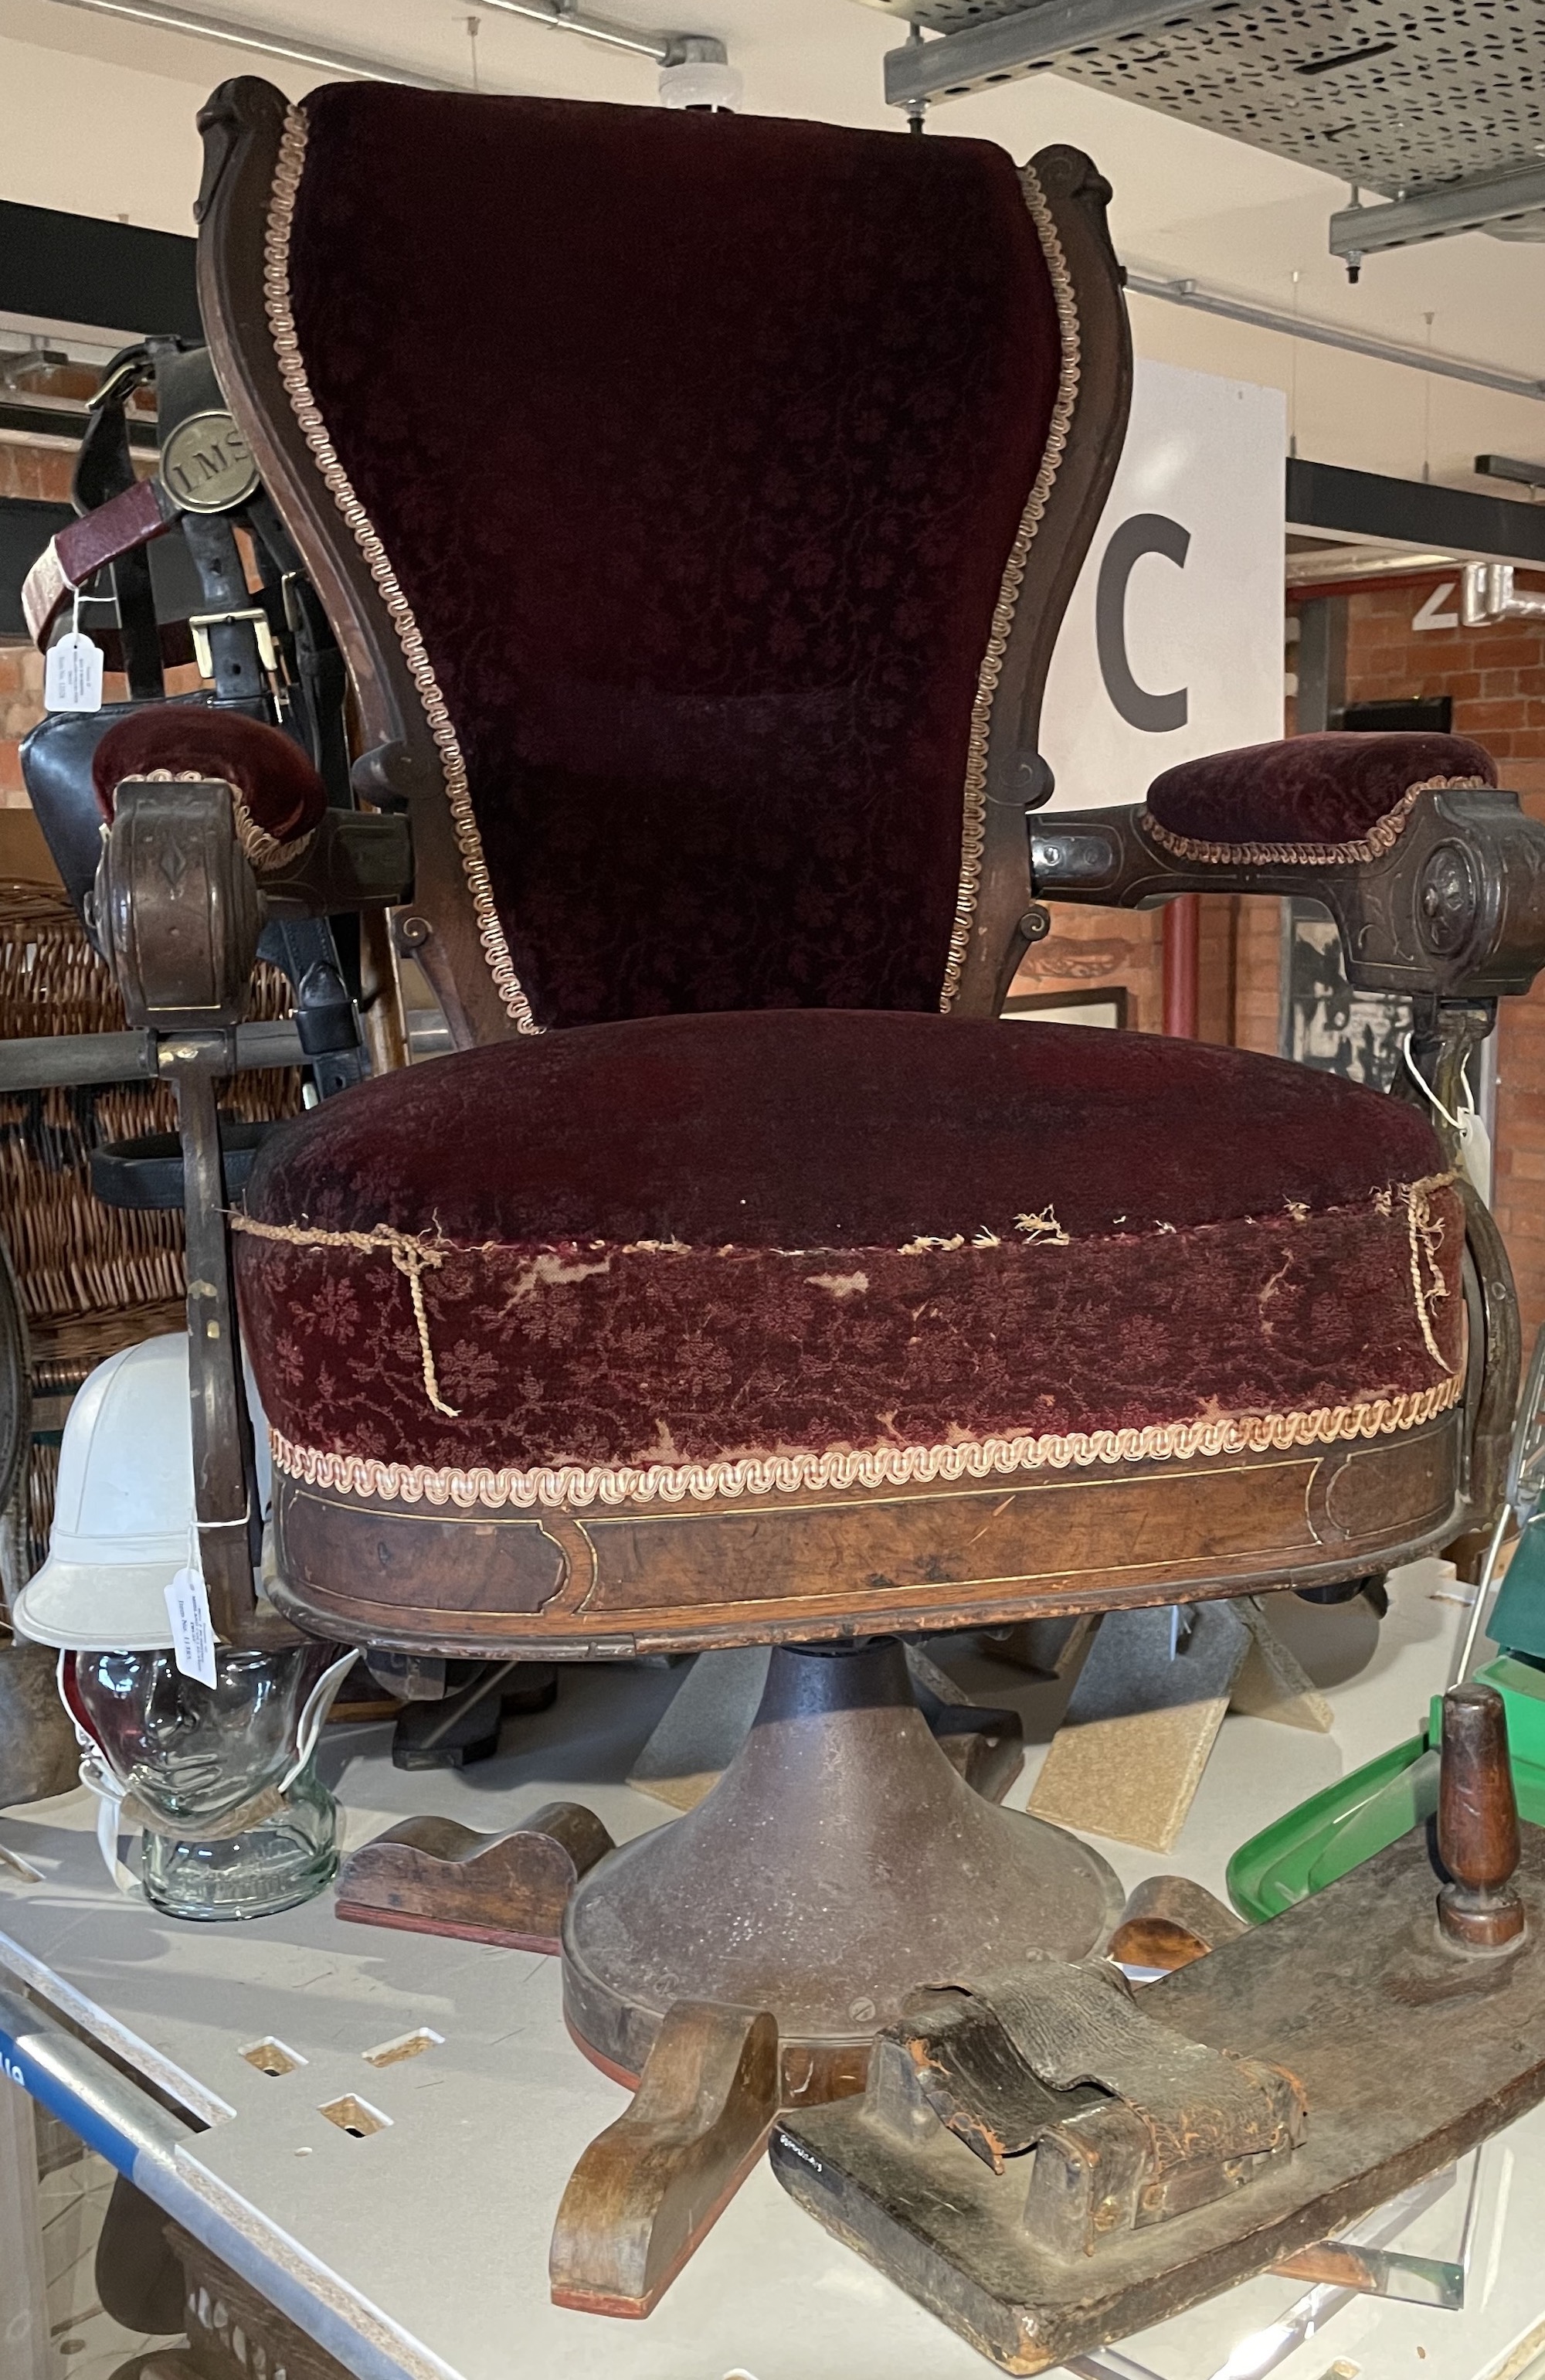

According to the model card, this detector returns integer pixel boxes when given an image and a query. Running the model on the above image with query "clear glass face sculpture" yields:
[67,1643,341,1920]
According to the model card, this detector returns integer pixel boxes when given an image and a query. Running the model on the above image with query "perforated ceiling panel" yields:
[866,1,1545,202]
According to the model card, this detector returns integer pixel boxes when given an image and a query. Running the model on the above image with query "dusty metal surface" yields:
[0,1592,1543,2380]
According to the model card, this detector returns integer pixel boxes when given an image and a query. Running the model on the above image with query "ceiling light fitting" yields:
[1477,456,1545,497]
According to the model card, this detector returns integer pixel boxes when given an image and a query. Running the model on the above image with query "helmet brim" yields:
[12,1561,178,1652]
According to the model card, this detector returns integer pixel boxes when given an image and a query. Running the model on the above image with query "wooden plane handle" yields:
[1438,1682,1525,1952]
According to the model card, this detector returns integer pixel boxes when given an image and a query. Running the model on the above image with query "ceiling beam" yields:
[0,199,199,341]
[1287,459,1545,572]
[882,0,1190,108]
[1330,162,1545,264]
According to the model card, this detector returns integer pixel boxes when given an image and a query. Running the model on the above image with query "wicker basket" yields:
[0,880,304,1560]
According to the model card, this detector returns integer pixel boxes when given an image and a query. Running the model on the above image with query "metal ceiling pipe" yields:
[1124,267,1545,406]
[40,0,728,85]
[477,1,728,69]
[1462,563,1545,628]
[39,0,465,87]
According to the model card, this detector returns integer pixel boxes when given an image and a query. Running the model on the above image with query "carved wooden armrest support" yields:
[1031,785,1545,1003]
[93,777,303,1649]
[1031,780,1544,1538]
[260,808,413,916]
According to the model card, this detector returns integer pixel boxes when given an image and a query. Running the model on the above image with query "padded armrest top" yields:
[1143,730,1495,864]
[93,706,328,865]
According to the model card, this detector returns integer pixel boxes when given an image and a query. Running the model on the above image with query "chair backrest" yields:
[199,81,1129,1039]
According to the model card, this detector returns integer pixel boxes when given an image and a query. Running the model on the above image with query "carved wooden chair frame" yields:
[192,86,1134,1045]
[92,76,1545,1645]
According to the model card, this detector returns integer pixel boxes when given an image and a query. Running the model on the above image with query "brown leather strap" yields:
[22,477,178,648]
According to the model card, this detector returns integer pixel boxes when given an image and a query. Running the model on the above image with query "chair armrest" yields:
[1031,746,1545,1004]
[94,704,329,863]
[1143,729,1494,862]
[94,704,413,934]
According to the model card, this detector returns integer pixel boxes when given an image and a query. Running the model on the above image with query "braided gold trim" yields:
[231,1213,458,1416]
[1406,1168,1454,1369]
[1138,774,1489,871]
[263,107,539,1033]
[268,1372,1462,1514]
[941,165,1081,1013]
[114,770,314,872]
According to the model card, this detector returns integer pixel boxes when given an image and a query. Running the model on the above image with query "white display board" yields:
[1039,359,1286,811]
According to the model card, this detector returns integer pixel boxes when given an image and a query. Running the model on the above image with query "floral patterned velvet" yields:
[1146,730,1495,854]
[284,85,1065,1025]
[235,1012,1461,1494]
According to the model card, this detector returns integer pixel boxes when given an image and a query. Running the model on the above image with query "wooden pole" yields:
[1163,893,1200,1038]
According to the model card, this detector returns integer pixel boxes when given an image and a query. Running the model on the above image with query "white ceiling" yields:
[2,0,1543,488]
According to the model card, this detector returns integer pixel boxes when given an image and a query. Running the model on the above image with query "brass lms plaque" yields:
[159,410,260,515]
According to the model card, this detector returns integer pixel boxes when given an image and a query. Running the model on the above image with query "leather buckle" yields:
[189,606,278,682]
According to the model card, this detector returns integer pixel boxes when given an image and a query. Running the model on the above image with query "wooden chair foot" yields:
[334,1800,613,1952]
[549,1999,779,2317]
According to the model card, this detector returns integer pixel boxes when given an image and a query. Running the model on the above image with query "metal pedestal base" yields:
[562,1639,1123,2102]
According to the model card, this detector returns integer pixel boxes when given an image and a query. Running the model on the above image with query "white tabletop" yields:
[3,1563,1543,2380]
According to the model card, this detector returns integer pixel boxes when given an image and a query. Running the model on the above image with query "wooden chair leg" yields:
[549,2000,779,2318]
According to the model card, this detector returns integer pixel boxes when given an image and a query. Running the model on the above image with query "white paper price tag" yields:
[43,631,104,714]
[165,1566,218,1688]
[1457,1109,1492,1205]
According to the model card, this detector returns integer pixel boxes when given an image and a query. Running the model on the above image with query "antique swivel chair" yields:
[84,76,1545,2100]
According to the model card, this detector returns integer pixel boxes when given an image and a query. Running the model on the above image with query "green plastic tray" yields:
[1228,1654,1545,1923]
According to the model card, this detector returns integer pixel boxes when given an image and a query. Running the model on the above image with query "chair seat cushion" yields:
[234,1010,1462,1511]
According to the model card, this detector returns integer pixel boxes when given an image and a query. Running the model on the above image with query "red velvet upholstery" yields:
[1145,730,1495,858]
[93,707,328,853]
[235,1012,1461,1500]
[284,86,1065,1026]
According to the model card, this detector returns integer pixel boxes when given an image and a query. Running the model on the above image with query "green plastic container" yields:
[1228,1652,1545,1923]
[1487,1518,1545,1663]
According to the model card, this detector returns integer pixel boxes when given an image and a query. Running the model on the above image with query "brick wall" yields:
[1011,886,1284,1052]
[1007,900,1164,1030]
[1342,574,1545,779]
[1,434,74,806]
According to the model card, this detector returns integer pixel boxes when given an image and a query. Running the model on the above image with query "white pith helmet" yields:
[12,1333,271,1653]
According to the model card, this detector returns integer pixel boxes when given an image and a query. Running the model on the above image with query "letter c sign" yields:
[1095,513,1190,733]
